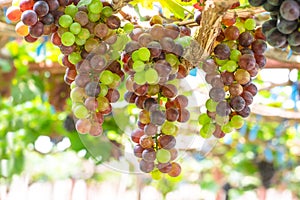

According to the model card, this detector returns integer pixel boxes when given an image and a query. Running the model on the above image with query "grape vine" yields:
[5,0,272,178]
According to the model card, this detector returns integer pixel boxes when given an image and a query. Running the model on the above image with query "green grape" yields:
[223,60,238,72]
[64,4,78,18]
[198,113,211,125]
[73,104,89,119]
[215,58,228,66]
[70,81,76,90]
[75,37,86,46]
[131,51,140,61]
[68,52,82,65]
[215,114,229,126]
[88,12,100,22]
[205,99,218,112]
[59,15,73,28]
[145,68,159,84]
[109,50,121,60]
[88,0,103,14]
[70,22,81,35]
[175,36,191,48]
[101,6,113,17]
[230,49,241,61]
[235,21,245,33]
[100,70,114,85]
[99,84,108,97]
[156,149,171,163]
[70,87,84,102]
[221,123,233,133]
[200,123,215,138]
[165,53,179,66]
[161,121,176,135]
[77,28,90,40]
[133,60,145,72]
[123,22,134,33]
[61,32,75,46]
[151,169,162,180]
[244,18,256,31]
[230,115,244,129]
[134,71,146,85]
[138,47,151,61]
[111,35,127,51]
[108,74,121,88]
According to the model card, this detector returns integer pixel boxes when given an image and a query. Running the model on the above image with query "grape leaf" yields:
[158,0,186,19]
[130,0,187,19]
[77,0,92,7]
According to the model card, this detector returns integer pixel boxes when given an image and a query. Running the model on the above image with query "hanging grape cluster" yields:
[122,23,194,177]
[249,0,300,53]
[199,18,267,138]
[6,0,133,136]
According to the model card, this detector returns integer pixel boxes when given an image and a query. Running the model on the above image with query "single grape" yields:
[145,68,159,84]
[244,18,256,31]
[161,121,177,135]
[142,148,156,162]
[230,115,245,129]
[224,26,240,40]
[106,15,121,29]
[133,144,144,158]
[209,87,226,102]
[229,83,243,96]
[21,10,38,26]
[200,123,215,138]
[239,31,254,47]
[277,18,298,34]
[33,1,49,17]
[156,149,171,163]
[280,0,300,21]
[251,39,267,55]
[234,69,251,85]
[29,21,44,38]
[216,101,231,117]
[59,14,73,28]
[144,123,157,136]
[75,119,91,134]
[61,32,75,46]
[75,11,89,26]
[88,0,103,14]
[266,28,287,48]
[150,110,166,125]
[168,162,181,177]
[70,22,82,35]
[158,135,176,149]
[214,44,231,60]
[73,104,89,119]
[6,6,22,22]
[288,30,300,46]
[139,159,154,173]
[230,96,246,112]
[65,4,78,18]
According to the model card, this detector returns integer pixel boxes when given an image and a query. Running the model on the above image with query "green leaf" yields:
[0,59,12,72]
[159,0,186,19]
[77,0,92,7]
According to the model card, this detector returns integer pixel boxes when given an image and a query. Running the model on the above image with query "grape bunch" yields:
[199,18,265,138]
[57,0,132,136]
[7,0,133,136]
[122,23,193,177]
[249,0,300,53]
